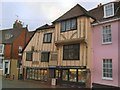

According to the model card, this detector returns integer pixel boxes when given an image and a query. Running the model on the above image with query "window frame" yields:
[26,51,33,61]
[102,25,112,44]
[5,33,13,40]
[104,3,114,18]
[41,52,50,62]
[61,18,77,32]
[43,33,52,43]
[0,44,4,54]
[63,44,80,60]
[62,69,69,81]
[102,59,113,80]
[69,69,77,82]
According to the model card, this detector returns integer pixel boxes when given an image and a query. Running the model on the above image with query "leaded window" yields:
[63,44,80,60]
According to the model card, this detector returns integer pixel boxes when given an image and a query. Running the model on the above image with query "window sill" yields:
[63,59,79,60]
[102,77,113,81]
[61,29,77,33]
[0,53,4,55]
[41,61,49,62]
[103,14,114,18]
[102,42,112,45]
[26,60,32,61]
[43,42,52,43]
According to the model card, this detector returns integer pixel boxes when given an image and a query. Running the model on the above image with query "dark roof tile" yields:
[89,1,120,23]
[0,27,27,44]
[36,24,55,30]
[53,4,93,22]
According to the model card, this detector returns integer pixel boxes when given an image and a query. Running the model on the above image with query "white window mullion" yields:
[102,25,112,44]
[102,59,113,80]
[104,3,114,18]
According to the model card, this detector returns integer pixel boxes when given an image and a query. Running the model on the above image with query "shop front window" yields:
[44,70,48,81]
[78,69,87,83]
[41,70,44,80]
[32,69,35,79]
[26,68,48,81]
[69,69,77,82]
[27,68,30,79]
[38,69,41,80]
[29,68,32,79]
[34,69,38,80]
[62,70,68,81]
[56,70,59,78]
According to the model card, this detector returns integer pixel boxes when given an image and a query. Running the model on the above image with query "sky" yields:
[0,0,115,31]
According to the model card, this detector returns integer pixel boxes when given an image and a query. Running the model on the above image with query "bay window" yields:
[63,44,80,60]
[61,18,77,32]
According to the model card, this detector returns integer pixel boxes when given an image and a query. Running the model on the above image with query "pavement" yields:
[2,77,66,88]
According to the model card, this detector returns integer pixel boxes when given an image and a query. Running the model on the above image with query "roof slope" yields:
[0,27,27,44]
[53,4,92,22]
[89,1,120,22]
[36,24,55,30]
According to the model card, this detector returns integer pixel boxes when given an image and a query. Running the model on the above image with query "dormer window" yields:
[104,3,114,18]
[5,33,13,40]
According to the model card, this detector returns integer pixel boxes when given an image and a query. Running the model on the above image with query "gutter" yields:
[92,17,120,26]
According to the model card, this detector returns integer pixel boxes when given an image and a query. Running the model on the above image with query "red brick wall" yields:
[4,44,11,59]
[3,28,32,60]
[12,29,32,59]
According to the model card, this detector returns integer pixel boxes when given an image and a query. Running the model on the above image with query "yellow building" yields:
[22,24,57,82]
[22,4,95,87]
[53,4,94,87]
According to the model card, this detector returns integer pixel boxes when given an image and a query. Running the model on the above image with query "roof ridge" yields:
[53,4,91,23]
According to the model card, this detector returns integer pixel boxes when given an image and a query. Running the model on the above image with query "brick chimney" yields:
[13,20,23,28]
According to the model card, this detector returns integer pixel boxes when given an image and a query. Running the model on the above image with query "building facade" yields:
[22,24,57,82]
[22,4,94,88]
[53,4,94,88]
[91,1,120,88]
[22,1,120,88]
[0,20,34,79]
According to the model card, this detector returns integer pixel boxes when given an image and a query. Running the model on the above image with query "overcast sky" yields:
[0,0,115,31]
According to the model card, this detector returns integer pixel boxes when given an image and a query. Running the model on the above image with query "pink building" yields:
[90,1,120,88]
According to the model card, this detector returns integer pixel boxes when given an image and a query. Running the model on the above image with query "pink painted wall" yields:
[118,20,120,87]
[92,21,119,87]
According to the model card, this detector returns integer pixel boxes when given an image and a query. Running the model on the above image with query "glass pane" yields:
[62,70,68,81]
[66,20,71,30]
[61,22,66,32]
[71,19,76,29]
[63,44,79,60]
[78,70,87,83]
[41,70,44,80]
[69,69,77,82]
[56,70,59,78]
[0,59,3,69]
[32,69,34,79]
[103,59,112,78]
[38,69,41,80]
[34,69,38,80]
[48,34,52,42]
[44,70,48,81]
[44,34,47,42]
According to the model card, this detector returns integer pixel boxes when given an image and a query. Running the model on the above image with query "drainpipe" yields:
[10,43,13,79]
